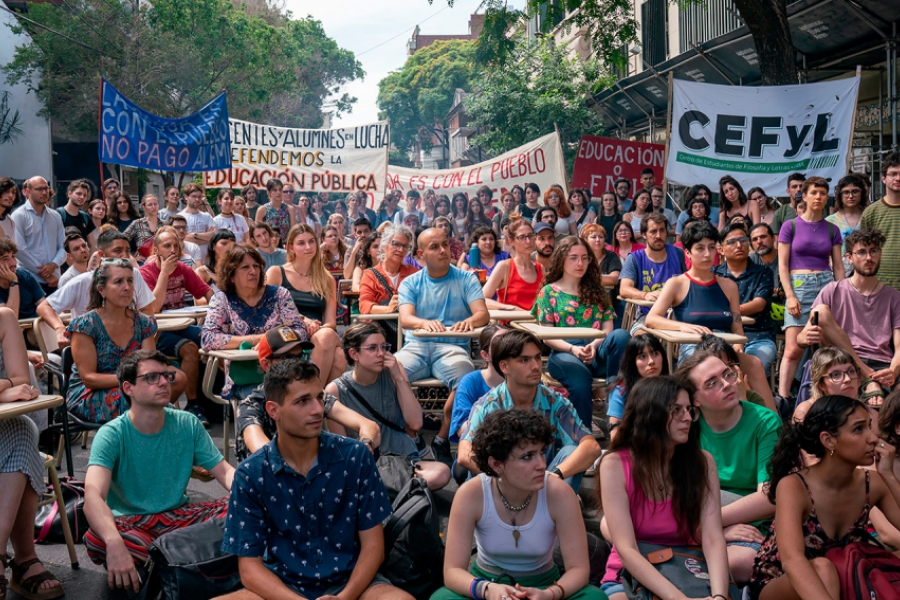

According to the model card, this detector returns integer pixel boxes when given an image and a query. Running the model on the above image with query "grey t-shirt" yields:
[334,370,417,457]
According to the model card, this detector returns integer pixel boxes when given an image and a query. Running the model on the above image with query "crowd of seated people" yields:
[5,157,900,599]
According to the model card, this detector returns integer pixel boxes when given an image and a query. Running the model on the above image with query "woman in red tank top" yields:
[482,217,543,311]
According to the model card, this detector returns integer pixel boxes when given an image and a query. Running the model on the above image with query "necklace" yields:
[496,478,533,548]
[839,210,861,230]
[849,278,879,303]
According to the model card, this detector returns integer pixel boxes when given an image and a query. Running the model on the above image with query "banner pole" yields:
[662,72,674,193]
[382,117,391,209]
[97,78,105,192]
[846,66,863,174]
[553,123,569,197]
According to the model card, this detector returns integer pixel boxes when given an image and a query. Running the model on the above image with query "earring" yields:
[830,448,834,457]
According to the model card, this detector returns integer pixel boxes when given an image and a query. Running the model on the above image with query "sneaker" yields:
[185,402,210,428]
[431,437,452,467]
[412,435,430,460]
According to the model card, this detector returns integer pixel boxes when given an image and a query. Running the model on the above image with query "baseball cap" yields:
[533,222,555,235]
[257,327,314,361]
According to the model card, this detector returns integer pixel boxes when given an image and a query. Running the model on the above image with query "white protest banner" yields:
[205,119,389,201]
[385,132,567,204]
[665,78,860,196]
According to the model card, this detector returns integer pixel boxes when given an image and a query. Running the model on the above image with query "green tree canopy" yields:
[377,38,479,154]
[2,0,363,139]
[465,37,611,171]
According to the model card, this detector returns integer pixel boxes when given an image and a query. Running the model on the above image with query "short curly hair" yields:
[471,409,553,477]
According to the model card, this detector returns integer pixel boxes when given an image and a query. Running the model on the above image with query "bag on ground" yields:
[34,477,89,543]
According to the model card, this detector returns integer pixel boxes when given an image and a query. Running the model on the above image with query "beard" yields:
[857,263,880,277]
[756,245,773,256]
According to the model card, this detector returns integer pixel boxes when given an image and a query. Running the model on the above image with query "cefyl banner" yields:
[666,77,860,195]
[99,79,231,171]
[386,132,566,204]
[571,136,666,197]
[205,119,390,198]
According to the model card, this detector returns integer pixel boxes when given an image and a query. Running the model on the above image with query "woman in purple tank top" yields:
[598,376,731,600]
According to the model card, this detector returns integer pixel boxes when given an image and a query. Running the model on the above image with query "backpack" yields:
[380,477,444,599]
[826,541,900,599]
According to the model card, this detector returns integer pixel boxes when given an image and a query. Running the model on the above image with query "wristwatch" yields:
[550,466,565,479]
[8,281,17,288]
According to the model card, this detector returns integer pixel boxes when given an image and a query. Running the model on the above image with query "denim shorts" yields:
[601,581,625,596]
[727,540,762,551]
[784,271,833,329]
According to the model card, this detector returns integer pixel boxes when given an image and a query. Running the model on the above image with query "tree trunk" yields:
[732,0,798,86]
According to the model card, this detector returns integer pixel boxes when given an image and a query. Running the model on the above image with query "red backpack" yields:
[826,542,900,599]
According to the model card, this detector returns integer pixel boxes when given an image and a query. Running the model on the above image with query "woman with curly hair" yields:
[599,376,731,600]
[532,236,631,428]
[457,225,509,274]
[434,409,604,600]
[718,175,759,230]
[749,395,900,599]
[482,217,542,311]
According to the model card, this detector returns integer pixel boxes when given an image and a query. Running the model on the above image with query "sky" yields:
[290,0,491,128]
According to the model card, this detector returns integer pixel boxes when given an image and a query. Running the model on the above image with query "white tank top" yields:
[474,473,557,573]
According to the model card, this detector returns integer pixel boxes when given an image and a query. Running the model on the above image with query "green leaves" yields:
[377,39,479,154]
[2,0,362,139]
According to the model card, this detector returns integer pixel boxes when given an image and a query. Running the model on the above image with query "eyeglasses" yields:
[841,189,862,196]
[515,233,536,241]
[358,343,391,353]
[701,369,739,392]
[135,371,176,385]
[172,225,187,231]
[670,404,700,422]
[389,240,410,250]
[826,367,858,383]
[848,248,881,258]
[723,236,750,247]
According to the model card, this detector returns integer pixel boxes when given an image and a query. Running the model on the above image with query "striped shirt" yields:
[861,198,900,289]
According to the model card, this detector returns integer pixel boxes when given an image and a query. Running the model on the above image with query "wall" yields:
[0,3,53,182]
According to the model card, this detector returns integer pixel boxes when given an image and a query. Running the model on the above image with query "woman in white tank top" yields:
[431,409,604,599]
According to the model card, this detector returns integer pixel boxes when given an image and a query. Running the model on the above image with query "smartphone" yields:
[811,311,819,327]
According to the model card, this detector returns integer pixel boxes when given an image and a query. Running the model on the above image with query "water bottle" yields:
[469,243,480,269]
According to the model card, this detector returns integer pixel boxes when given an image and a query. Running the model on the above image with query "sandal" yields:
[860,377,886,409]
[9,558,64,600]
[1,553,9,600]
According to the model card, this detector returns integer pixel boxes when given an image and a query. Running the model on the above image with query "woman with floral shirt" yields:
[532,237,631,428]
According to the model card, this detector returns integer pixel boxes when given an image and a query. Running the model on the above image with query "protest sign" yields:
[571,136,666,197]
[665,78,860,195]
[99,79,231,172]
[205,119,390,202]
[386,132,566,205]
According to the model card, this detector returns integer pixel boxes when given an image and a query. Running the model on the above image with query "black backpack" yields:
[380,477,444,599]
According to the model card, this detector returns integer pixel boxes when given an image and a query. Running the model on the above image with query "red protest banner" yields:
[571,135,666,197]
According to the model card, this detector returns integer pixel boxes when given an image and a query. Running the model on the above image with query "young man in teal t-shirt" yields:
[83,350,235,593]
[677,352,781,585]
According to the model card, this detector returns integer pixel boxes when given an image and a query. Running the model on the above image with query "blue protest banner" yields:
[99,79,231,172]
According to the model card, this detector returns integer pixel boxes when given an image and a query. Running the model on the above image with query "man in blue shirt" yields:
[714,223,777,376]
[396,227,489,390]
[12,176,66,292]
[221,360,410,600]
[0,237,49,320]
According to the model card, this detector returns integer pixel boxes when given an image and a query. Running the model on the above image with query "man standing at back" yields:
[861,152,900,290]
[13,176,65,292]
[178,183,216,261]
[57,179,96,252]
[618,212,685,333]
[771,172,806,236]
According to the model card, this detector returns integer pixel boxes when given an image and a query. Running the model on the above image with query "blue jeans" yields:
[394,341,474,389]
[548,329,630,429]
[157,325,202,356]
[745,337,778,376]
[548,443,585,494]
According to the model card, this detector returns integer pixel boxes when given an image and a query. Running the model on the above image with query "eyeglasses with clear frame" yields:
[670,404,700,422]
[701,369,739,392]
[359,343,392,354]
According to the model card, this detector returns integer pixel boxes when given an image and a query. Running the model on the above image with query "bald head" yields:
[417,227,451,274]
[23,176,47,190]
[417,227,446,249]
[23,177,51,206]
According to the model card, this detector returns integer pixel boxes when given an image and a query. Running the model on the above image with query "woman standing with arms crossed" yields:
[776,176,845,407]
[266,224,346,385]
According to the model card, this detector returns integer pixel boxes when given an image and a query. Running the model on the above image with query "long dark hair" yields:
[614,335,669,396]
[543,237,610,310]
[766,395,864,504]
[356,231,381,270]
[452,193,468,219]
[719,175,748,214]
[205,229,237,272]
[601,376,708,540]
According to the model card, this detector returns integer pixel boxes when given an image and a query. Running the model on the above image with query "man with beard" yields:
[619,212,686,334]
[533,222,556,269]
[57,179,96,251]
[799,227,900,395]
[614,177,632,213]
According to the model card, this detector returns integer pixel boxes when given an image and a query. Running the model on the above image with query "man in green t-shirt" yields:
[83,350,235,594]
[771,172,806,237]
[861,152,900,290]
[676,352,781,585]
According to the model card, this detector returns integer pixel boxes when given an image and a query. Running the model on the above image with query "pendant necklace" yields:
[496,478,533,548]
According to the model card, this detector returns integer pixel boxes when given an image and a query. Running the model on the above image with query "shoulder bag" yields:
[621,543,741,600]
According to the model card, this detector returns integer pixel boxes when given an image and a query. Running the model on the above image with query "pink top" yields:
[602,451,695,583]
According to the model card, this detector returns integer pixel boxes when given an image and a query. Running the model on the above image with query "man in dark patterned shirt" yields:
[220,360,411,600]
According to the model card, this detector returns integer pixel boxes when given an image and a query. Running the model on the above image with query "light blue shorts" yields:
[784,271,833,329]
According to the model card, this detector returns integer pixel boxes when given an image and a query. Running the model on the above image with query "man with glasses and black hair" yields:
[326,322,451,490]
[714,223,777,376]
[798,227,900,402]
[235,326,381,460]
[83,349,234,594]
[675,351,780,584]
